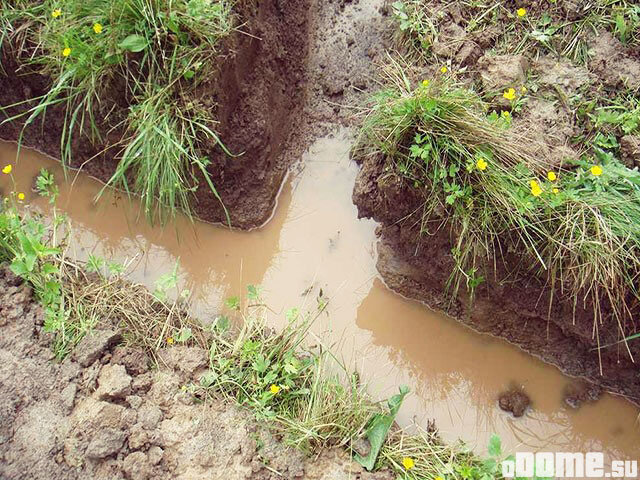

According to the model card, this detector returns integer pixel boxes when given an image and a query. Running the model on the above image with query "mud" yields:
[0,267,398,480]
[0,0,312,229]
[351,0,640,409]
[4,135,640,465]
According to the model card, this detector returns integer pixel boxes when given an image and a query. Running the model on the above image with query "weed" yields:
[1,0,236,223]
[354,62,640,361]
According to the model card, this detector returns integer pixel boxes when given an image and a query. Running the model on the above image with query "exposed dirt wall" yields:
[0,0,311,229]
[353,153,640,407]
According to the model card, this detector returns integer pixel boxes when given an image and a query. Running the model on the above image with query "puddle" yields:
[1,130,639,464]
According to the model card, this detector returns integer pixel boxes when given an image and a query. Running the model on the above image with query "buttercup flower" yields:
[93,23,103,34]
[521,86,527,93]
[517,8,527,17]
[166,336,175,344]
[591,165,603,176]
[2,164,12,174]
[552,188,559,194]
[530,180,542,197]
[503,88,516,100]
[547,171,557,181]
[270,384,281,394]
[402,457,415,470]
[62,47,71,57]
[501,110,511,118]
[422,79,430,87]
[18,192,25,200]
[476,157,488,171]
[52,9,62,18]
[440,66,448,74]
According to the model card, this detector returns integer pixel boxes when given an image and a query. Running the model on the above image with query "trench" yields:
[1,130,639,465]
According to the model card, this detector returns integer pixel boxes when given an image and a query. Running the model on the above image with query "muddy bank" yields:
[0,0,310,229]
[0,266,399,480]
[0,0,394,229]
[353,150,640,407]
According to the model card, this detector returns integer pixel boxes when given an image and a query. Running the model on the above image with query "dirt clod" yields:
[96,364,132,400]
[498,389,531,417]
[621,136,640,169]
[72,329,122,368]
[477,54,529,93]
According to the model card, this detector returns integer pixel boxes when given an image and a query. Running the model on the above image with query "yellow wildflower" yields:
[270,384,281,394]
[501,110,511,118]
[180,385,187,392]
[521,86,527,93]
[476,157,488,171]
[530,180,542,197]
[52,9,62,18]
[552,188,559,194]
[166,336,174,345]
[62,47,71,57]
[402,457,415,470]
[93,23,103,34]
[17,192,25,201]
[440,66,448,74]
[547,171,557,181]
[517,8,527,17]
[435,477,444,480]
[422,79,430,87]
[503,88,516,100]
[591,165,603,176]
[2,164,12,174]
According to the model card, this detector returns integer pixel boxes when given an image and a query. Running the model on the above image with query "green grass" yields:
[1,0,235,223]
[354,60,640,362]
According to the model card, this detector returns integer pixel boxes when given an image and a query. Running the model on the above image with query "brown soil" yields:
[353,141,640,405]
[0,266,397,480]
[351,0,640,407]
[0,0,311,229]
[0,0,392,229]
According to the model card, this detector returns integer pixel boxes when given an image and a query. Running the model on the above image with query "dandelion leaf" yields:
[354,385,409,471]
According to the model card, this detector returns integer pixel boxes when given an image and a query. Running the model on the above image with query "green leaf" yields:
[175,327,193,343]
[118,34,148,52]
[354,386,409,470]
[488,434,502,457]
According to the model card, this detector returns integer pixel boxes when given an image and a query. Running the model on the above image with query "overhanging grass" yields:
[354,60,640,362]
[1,0,235,223]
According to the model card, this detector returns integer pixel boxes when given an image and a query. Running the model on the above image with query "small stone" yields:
[85,428,127,459]
[147,446,163,466]
[72,330,122,367]
[123,451,150,480]
[96,364,132,400]
[498,389,531,417]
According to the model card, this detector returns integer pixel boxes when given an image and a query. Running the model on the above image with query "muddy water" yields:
[1,131,639,464]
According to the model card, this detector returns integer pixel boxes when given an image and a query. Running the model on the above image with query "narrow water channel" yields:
[1,129,638,465]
